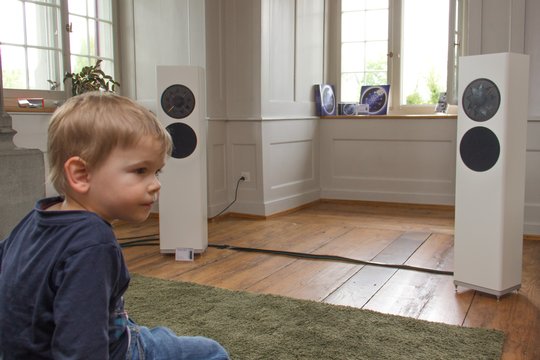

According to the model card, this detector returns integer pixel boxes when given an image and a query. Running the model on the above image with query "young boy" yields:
[0,92,229,359]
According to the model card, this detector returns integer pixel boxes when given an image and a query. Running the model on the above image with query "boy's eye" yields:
[135,168,147,174]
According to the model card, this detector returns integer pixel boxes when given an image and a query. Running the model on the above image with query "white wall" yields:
[205,0,539,234]
[9,0,540,234]
[523,0,540,234]
[260,0,324,118]
[205,0,324,217]
[118,0,206,109]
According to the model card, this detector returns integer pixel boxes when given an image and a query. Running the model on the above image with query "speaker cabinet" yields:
[156,66,208,253]
[454,53,529,297]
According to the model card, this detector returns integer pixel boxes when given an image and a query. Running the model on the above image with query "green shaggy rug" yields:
[125,275,504,360]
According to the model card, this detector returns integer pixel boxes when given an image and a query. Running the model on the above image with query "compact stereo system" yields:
[454,53,529,298]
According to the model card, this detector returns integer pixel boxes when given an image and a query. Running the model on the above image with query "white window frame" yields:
[335,0,466,115]
[1,0,117,106]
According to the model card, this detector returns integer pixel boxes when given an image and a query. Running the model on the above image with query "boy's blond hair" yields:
[48,91,172,195]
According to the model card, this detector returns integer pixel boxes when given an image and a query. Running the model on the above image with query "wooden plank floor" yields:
[115,200,540,360]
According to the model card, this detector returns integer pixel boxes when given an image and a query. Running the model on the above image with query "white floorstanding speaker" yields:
[156,65,208,253]
[454,53,529,297]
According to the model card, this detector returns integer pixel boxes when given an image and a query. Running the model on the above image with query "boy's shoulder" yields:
[7,196,117,251]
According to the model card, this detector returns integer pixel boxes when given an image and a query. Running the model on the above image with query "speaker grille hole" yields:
[459,126,500,172]
[166,122,197,159]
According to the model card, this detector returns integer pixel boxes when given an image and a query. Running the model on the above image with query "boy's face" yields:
[85,136,167,223]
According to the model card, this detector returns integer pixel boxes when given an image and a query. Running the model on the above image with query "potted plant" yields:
[63,59,120,96]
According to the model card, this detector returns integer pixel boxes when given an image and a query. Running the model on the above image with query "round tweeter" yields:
[462,78,500,122]
[160,84,196,119]
[459,126,500,172]
[166,122,197,159]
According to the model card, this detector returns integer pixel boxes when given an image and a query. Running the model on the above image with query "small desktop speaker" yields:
[156,65,208,253]
[454,53,529,297]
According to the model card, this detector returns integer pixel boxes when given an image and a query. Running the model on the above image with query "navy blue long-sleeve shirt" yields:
[0,197,130,359]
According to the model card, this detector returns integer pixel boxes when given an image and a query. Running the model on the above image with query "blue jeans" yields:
[126,320,229,360]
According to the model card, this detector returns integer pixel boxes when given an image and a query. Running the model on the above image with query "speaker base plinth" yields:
[454,280,520,299]
[160,247,207,255]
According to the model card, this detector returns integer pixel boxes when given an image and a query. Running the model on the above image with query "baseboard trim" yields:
[222,200,321,221]
[320,198,456,212]
[320,189,455,207]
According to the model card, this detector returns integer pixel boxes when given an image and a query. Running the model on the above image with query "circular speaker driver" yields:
[160,84,196,119]
[462,78,500,122]
[459,126,500,172]
[166,122,198,159]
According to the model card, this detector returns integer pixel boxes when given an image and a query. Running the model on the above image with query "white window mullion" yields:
[388,0,400,113]
[94,0,100,62]
[447,0,457,105]
[21,1,30,89]
[447,0,464,105]
[60,0,71,96]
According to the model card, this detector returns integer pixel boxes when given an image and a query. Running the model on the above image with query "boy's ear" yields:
[64,156,90,193]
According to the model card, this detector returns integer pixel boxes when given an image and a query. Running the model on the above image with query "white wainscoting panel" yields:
[262,119,320,214]
[225,121,265,215]
[207,120,228,216]
[268,140,314,189]
[320,118,457,205]
[525,120,540,234]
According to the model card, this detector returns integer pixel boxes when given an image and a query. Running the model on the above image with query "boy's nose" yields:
[150,177,161,191]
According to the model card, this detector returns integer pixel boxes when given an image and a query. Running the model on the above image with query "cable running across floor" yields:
[118,236,453,276]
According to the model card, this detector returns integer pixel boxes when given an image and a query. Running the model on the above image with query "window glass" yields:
[401,0,449,105]
[69,14,90,58]
[1,0,115,94]
[341,1,389,102]
[0,0,25,44]
[98,22,114,59]
[70,55,92,74]
[340,0,456,111]
[98,0,113,21]
[1,0,62,89]
[68,0,88,16]
[27,48,62,90]
[99,59,114,79]
[25,3,62,49]
[87,0,97,18]
[1,45,27,89]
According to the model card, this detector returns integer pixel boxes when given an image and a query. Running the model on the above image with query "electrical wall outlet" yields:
[240,171,251,182]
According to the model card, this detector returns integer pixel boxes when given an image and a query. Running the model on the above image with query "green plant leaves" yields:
[63,59,120,96]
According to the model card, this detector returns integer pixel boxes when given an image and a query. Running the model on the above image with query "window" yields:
[0,0,115,102]
[340,0,463,114]
[68,0,115,82]
[341,1,389,103]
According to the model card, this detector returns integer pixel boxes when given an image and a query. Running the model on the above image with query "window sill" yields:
[4,97,58,114]
[5,105,57,114]
[321,114,457,120]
